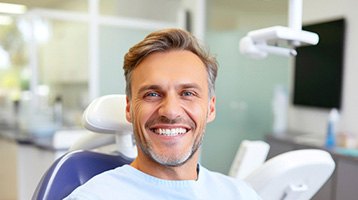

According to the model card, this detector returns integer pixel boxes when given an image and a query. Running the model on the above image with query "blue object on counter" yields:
[325,109,340,149]
[325,122,335,149]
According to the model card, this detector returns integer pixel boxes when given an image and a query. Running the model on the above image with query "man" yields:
[65,28,261,199]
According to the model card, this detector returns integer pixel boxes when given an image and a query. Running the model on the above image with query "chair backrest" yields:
[32,150,133,200]
[244,149,335,200]
[229,140,270,179]
[73,94,137,158]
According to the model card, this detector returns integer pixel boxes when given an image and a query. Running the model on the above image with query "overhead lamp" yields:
[239,0,318,59]
[240,26,318,59]
[0,2,27,15]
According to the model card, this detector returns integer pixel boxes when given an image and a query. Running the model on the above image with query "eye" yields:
[182,91,195,97]
[144,92,160,98]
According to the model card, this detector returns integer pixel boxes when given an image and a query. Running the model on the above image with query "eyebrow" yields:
[180,83,202,91]
[137,85,162,95]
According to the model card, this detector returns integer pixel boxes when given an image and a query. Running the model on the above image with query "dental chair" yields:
[228,141,335,200]
[32,95,135,200]
[32,95,336,200]
[244,149,335,200]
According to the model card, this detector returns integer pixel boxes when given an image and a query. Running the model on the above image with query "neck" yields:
[130,150,199,180]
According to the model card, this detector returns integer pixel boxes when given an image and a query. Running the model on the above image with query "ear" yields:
[125,96,132,123]
[207,96,216,123]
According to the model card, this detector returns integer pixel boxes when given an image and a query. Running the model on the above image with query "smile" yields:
[151,128,188,136]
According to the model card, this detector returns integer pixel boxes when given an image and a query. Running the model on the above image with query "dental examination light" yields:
[239,0,319,59]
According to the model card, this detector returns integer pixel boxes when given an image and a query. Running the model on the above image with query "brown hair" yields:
[123,28,218,98]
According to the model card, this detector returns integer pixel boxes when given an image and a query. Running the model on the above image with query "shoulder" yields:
[198,166,262,199]
[64,165,136,199]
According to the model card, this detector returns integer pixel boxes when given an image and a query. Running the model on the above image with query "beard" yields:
[134,116,205,167]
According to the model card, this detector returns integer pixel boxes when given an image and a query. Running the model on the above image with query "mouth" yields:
[150,127,190,137]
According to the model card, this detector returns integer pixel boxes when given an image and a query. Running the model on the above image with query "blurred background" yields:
[1,0,358,199]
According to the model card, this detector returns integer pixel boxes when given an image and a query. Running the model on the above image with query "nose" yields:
[158,94,182,120]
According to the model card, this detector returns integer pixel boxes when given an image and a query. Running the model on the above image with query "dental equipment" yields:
[245,149,335,200]
[239,0,319,59]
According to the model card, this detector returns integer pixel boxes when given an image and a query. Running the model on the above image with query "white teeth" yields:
[154,128,187,136]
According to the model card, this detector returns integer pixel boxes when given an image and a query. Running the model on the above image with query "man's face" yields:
[126,50,216,167]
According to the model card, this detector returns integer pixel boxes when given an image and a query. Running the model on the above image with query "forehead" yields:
[131,50,208,92]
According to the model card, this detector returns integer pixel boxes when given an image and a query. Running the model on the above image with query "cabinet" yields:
[265,133,358,200]
[335,157,358,199]
[0,139,17,200]
[0,136,65,200]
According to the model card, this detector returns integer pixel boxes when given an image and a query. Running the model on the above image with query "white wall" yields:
[288,0,358,136]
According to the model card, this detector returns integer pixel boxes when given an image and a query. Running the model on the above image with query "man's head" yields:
[123,29,218,170]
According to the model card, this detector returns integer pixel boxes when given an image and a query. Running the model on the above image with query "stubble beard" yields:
[133,117,205,167]
[142,132,204,167]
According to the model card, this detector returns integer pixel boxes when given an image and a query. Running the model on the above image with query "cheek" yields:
[130,103,149,141]
[131,101,155,127]
[184,102,210,125]
[132,103,144,123]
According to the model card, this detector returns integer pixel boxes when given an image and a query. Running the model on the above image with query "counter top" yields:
[0,126,34,143]
[0,125,79,152]
[266,131,358,162]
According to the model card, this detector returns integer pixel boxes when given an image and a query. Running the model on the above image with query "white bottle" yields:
[272,85,288,135]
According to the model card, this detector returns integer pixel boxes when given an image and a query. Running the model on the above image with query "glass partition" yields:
[38,19,89,128]
[0,16,89,137]
[99,26,151,95]
[0,14,29,130]
[203,31,290,173]
[202,1,290,174]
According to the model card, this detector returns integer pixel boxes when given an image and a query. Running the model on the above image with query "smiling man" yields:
[65,28,261,200]
[128,49,214,181]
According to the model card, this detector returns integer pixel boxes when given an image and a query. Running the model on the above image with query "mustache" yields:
[145,116,195,129]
